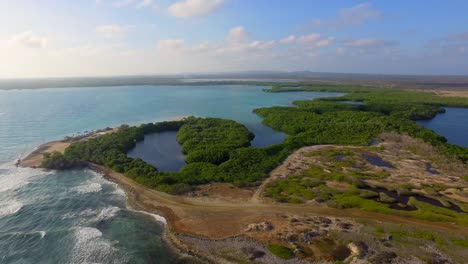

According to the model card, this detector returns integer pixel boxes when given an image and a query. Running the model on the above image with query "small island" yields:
[20,84,468,263]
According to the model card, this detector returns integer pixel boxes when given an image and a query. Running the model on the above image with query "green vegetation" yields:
[452,239,468,248]
[267,244,295,260]
[177,117,254,164]
[41,151,85,169]
[257,85,468,162]
[42,117,293,194]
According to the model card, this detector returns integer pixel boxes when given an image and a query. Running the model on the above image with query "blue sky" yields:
[1,0,468,78]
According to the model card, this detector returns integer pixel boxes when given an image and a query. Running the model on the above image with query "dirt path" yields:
[92,164,468,239]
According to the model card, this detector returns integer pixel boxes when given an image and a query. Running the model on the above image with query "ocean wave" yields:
[62,208,96,220]
[85,206,121,224]
[0,163,52,193]
[96,206,120,221]
[0,200,23,219]
[111,187,126,197]
[63,206,121,225]
[37,230,46,239]
[70,227,123,264]
[71,181,102,194]
[131,209,167,225]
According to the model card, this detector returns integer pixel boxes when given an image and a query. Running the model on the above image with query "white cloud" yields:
[157,39,185,50]
[299,2,381,32]
[112,0,136,7]
[298,33,321,44]
[226,26,249,45]
[9,31,48,48]
[249,40,275,50]
[315,37,334,47]
[168,0,223,18]
[136,0,153,9]
[447,32,468,42]
[333,2,381,29]
[95,25,124,39]
[280,35,296,44]
[344,38,386,48]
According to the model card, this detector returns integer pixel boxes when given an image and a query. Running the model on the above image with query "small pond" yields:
[361,153,394,168]
[339,100,364,105]
[362,187,462,212]
[425,163,439,175]
[127,131,186,172]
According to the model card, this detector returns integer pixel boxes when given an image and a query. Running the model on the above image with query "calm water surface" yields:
[128,131,186,172]
[417,107,468,147]
[0,85,342,263]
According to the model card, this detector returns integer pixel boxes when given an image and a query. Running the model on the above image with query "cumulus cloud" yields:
[299,2,381,32]
[248,40,275,50]
[344,38,387,48]
[298,33,321,44]
[280,35,296,44]
[226,26,250,45]
[446,32,468,42]
[168,0,223,18]
[315,37,334,47]
[95,25,124,39]
[278,33,333,48]
[157,39,186,50]
[136,0,153,9]
[9,32,48,48]
[334,2,381,29]
[112,0,136,7]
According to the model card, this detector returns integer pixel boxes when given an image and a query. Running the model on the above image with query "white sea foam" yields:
[111,186,126,197]
[131,209,167,225]
[97,206,120,220]
[0,163,52,193]
[75,227,103,240]
[85,206,121,224]
[37,231,46,239]
[70,227,122,264]
[72,181,102,194]
[87,169,128,198]
[0,200,23,219]
[62,208,96,220]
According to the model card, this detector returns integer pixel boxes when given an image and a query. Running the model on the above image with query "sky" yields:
[1,0,468,78]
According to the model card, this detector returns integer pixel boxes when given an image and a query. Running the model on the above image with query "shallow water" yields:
[417,107,468,147]
[0,85,342,263]
[339,100,364,105]
[361,153,394,168]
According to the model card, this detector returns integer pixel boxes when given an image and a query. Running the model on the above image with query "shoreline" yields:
[92,164,223,264]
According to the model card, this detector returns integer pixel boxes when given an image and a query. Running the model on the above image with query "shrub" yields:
[267,244,295,260]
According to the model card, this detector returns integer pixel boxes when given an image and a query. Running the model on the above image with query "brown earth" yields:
[433,89,468,98]
[18,141,70,168]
